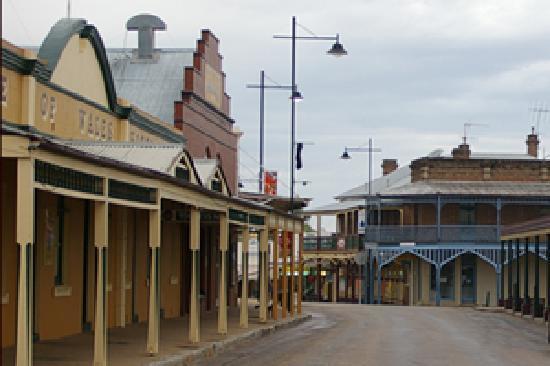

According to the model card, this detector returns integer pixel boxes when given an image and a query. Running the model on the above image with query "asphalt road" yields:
[195,303,550,366]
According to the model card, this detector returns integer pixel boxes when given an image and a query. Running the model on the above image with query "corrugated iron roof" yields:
[3,122,305,218]
[107,49,194,124]
[58,140,185,174]
[501,215,550,237]
[305,200,364,214]
[381,180,550,197]
[335,164,411,200]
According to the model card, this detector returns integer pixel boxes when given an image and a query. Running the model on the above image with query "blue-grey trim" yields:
[2,47,52,80]
[38,18,118,111]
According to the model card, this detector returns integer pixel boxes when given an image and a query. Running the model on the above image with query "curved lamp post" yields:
[340,138,381,304]
[274,16,347,213]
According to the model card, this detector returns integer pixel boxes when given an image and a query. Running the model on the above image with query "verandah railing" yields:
[303,235,364,251]
[304,225,499,251]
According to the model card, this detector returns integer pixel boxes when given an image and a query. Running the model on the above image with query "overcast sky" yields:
[4,0,550,230]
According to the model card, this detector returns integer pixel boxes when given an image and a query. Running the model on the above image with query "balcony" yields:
[364,225,499,243]
[303,235,364,252]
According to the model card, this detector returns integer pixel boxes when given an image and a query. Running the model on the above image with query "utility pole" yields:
[259,70,265,193]
[246,73,294,194]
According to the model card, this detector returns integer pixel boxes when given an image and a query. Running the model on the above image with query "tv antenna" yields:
[530,104,549,134]
[463,122,489,144]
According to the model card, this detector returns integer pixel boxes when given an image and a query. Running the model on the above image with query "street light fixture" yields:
[327,34,347,57]
[274,16,347,214]
[290,90,304,101]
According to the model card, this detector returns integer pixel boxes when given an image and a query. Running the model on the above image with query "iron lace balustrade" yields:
[303,235,364,251]
[365,225,499,243]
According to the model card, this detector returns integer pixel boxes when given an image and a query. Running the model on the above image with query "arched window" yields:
[205,146,211,158]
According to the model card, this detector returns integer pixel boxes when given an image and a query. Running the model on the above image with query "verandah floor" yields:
[3,304,296,365]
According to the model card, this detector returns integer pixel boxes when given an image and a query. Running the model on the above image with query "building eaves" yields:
[378,180,550,198]
[304,200,363,215]
[57,140,186,174]
[2,123,299,219]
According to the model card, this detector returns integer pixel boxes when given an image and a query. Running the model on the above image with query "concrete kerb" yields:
[474,306,549,325]
[148,314,312,366]
[474,306,506,313]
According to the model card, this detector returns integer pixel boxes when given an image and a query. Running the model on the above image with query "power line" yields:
[239,146,261,165]
[7,0,35,45]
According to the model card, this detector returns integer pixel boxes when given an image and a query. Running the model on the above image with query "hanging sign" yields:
[264,170,277,196]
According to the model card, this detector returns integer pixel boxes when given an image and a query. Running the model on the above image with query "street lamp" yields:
[247,71,301,193]
[274,16,347,213]
[327,34,348,57]
[340,138,381,304]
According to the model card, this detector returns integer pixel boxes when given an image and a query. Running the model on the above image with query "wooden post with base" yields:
[93,200,108,366]
[147,209,161,354]
[16,158,34,366]
[240,228,250,328]
[189,207,201,343]
[259,229,269,322]
[218,213,229,334]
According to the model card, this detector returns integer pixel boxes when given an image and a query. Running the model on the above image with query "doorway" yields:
[381,260,410,305]
[461,254,476,304]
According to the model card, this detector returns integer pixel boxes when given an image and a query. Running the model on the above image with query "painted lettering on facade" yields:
[40,92,57,130]
[79,109,114,141]
[1,75,7,107]
[129,128,152,143]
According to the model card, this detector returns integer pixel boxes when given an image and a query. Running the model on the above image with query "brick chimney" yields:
[381,159,398,176]
[526,126,539,158]
[452,143,471,160]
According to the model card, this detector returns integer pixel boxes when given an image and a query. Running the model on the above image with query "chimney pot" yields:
[381,159,398,176]
[526,126,539,158]
[452,143,471,160]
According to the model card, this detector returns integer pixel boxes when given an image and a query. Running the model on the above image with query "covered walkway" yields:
[2,304,298,365]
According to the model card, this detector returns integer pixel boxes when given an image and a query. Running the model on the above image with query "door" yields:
[461,255,476,304]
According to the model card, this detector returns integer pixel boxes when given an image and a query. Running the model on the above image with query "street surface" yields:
[196,303,550,366]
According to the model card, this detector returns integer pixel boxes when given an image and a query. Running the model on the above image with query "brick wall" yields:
[174,30,239,193]
[411,158,550,183]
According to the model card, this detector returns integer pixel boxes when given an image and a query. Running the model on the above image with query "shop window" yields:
[211,179,223,192]
[175,166,190,182]
[430,261,455,300]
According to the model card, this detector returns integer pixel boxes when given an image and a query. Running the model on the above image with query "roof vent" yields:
[127,14,166,59]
